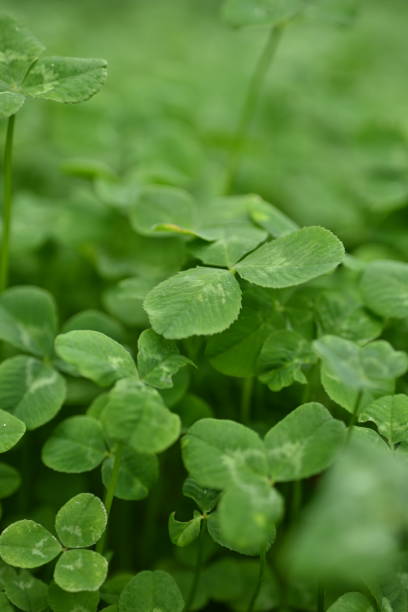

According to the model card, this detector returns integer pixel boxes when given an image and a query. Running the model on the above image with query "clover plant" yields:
[0,16,107,290]
[0,4,406,612]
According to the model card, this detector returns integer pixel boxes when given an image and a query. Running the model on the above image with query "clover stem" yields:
[347,389,363,440]
[0,114,16,292]
[317,584,325,612]
[18,433,31,515]
[302,362,319,404]
[241,376,254,424]
[184,518,206,611]
[96,443,124,555]
[246,547,267,612]
[140,475,163,567]
[223,23,284,194]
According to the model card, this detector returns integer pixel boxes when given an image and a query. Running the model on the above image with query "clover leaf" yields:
[0,16,107,119]
[54,550,107,593]
[144,267,242,340]
[265,402,346,481]
[55,330,137,387]
[137,329,193,389]
[0,520,62,569]
[0,410,25,453]
[55,493,107,548]
[0,356,66,430]
[102,378,180,454]
[118,570,184,612]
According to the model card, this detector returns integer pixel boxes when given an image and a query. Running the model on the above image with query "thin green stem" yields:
[347,389,363,440]
[247,548,267,612]
[96,443,124,555]
[241,376,254,424]
[223,23,284,193]
[184,519,206,612]
[140,475,162,567]
[302,362,319,404]
[117,500,133,570]
[0,114,16,292]
[361,587,381,612]
[317,584,325,612]
[18,434,31,516]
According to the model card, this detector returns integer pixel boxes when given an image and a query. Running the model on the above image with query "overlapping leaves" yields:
[314,335,408,413]
[43,329,180,502]
[144,227,344,339]
[0,287,66,441]
[181,403,345,554]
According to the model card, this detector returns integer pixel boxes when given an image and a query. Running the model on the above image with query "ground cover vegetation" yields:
[0,0,407,610]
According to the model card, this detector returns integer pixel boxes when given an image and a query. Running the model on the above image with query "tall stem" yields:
[0,114,16,292]
[18,433,31,516]
[96,443,123,555]
[240,376,254,424]
[317,584,325,612]
[247,548,266,612]
[223,24,284,193]
[140,471,163,567]
[347,389,363,440]
[184,519,206,612]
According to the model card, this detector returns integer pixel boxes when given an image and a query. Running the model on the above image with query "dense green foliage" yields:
[0,0,407,610]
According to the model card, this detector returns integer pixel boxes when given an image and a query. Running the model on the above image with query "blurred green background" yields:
[1,0,408,313]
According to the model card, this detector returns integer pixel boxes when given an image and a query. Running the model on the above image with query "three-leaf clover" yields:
[0,15,107,119]
[144,227,344,339]
[0,493,108,592]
